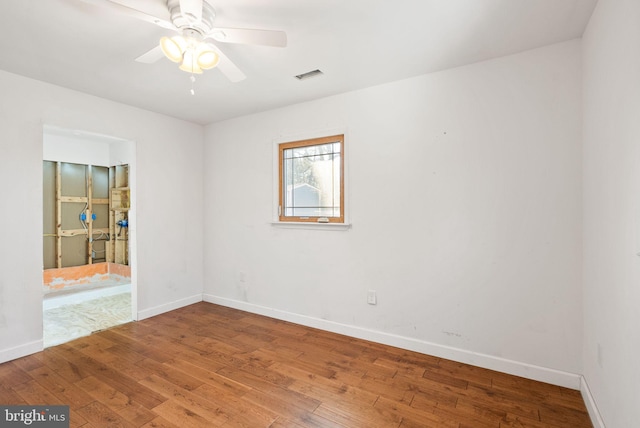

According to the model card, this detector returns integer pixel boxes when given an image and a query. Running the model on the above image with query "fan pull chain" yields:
[189,49,196,95]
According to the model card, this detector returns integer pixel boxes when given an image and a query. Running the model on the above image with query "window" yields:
[279,134,344,223]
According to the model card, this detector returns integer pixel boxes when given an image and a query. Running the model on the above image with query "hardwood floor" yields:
[0,302,592,427]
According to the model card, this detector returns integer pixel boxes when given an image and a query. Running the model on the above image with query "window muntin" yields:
[279,135,344,223]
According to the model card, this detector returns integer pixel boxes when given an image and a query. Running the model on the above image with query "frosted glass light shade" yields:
[196,48,219,70]
[160,36,185,63]
[160,35,219,74]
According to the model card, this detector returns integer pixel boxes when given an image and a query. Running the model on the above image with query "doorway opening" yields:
[42,126,136,347]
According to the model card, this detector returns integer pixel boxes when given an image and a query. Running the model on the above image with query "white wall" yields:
[582,0,640,426]
[203,40,583,386]
[110,139,134,168]
[43,127,135,168]
[0,70,204,362]
[43,128,111,166]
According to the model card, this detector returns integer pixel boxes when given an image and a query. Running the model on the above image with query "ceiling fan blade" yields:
[209,28,287,47]
[135,46,164,64]
[208,45,246,82]
[179,0,203,23]
[80,0,175,30]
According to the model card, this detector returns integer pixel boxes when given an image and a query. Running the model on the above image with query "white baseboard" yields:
[581,376,606,428]
[137,293,203,321]
[203,294,582,390]
[0,340,43,364]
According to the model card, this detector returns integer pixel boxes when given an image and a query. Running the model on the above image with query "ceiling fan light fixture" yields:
[160,31,218,74]
[196,48,219,70]
[160,36,185,63]
[178,50,204,74]
[179,62,204,74]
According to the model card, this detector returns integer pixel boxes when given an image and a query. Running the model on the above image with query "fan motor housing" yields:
[166,0,216,33]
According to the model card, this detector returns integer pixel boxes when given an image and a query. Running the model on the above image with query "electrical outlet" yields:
[367,290,377,305]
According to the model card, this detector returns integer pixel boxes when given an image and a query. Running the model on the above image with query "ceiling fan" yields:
[84,0,287,83]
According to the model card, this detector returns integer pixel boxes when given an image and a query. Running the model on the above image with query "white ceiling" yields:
[0,0,597,125]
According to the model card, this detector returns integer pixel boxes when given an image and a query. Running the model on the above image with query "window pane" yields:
[333,153,341,210]
[283,142,341,218]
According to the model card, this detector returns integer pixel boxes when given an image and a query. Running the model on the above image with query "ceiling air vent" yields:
[295,69,324,80]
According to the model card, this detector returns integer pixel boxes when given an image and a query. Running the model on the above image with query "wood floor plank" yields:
[87,350,155,382]
[434,398,505,428]
[0,302,592,427]
[135,358,205,392]
[75,376,156,426]
[139,416,179,428]
[68,409,89,428]
[10,353,45,372]
[538,402,594,427]
[150,398,224,427]
[410,386,459,409]
[27,365,94,408]
[312,404,373,427]
[166,358,252,397]
[501,411,562,427]
[231,374,321,415]
[266,418,305,428]
[53,344,167,411]
[422,368,470,389]
[193,383,279,427]
[398,416,453,428]
[41,347,93,382]
[263,339,306,359]
[371,356,427,378]
[458,383,543,421]
[0,385,27,405]
[254,348,339,380]
[437,358,497,386]
[296,348,367,386]
[291,408,357,428]
[13,379,65,405]
[376,396,436,427]
[314,398,404,428]
[96,329,174,364]
[455,398,508,422]
[0,361,32,387]
[140,374,231,425]
[76,400,142,428]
